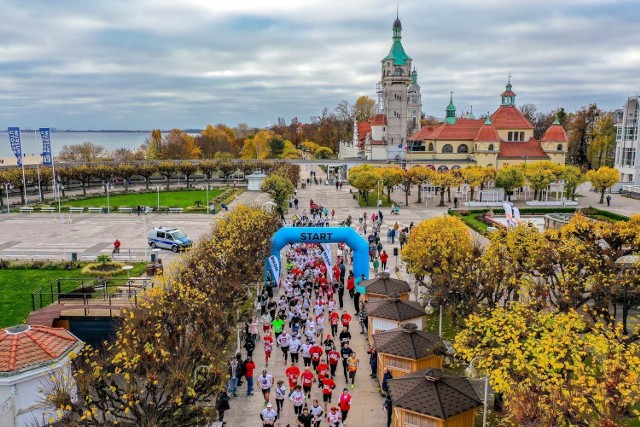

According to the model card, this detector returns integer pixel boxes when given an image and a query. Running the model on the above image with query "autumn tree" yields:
[116,163,137,191]
[261,174,295,208]
[353,96,377,122]
[315,146,333,159]
[137,163,158,190]
[271,163,301,188]
[461,166,486,202]
[587,166,619,203]
[197,124,237,158]
[377,166,404,202]
[48,205,279,425]
[157,161,177,190]
[347,165,379,204]
[159,129,201,160]
[407,166,433,204]
[495,166,525,201]
[57,142,107,163]
[269,135,285,158]
[455,303,640,426]
[112,147,145,162]
[217,161,237,182]
[144,129,163,160]
[561,165,586,200]
[176,162,198,188]
[588,113,616,168]
[568,104,600,167]
[525,161,560,201]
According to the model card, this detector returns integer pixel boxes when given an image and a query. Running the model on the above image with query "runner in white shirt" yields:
[260,403,278,427]
[327,407,342,427]
[309,399,324,427]
[258,370,273,405]
[289,336,301,364]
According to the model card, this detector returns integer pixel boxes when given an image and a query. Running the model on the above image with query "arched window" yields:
[451,165,461,170]
[428,142,434,151]
[557,144,563,151]
[457,144,469,153]
[437,165,449,172]
[442,144,453,153]
[412,117,417,128]
[488,144,494,151]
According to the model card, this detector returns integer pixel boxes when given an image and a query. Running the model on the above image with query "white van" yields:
[147,227,193,252]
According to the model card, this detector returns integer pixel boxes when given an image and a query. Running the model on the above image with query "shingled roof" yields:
[366,296,424,321]
[372,323,445,359]
[388,368,482,420]
[0,324,81,373]
[362,272,411,296]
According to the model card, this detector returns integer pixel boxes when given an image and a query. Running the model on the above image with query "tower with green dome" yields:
[376,13,422,160]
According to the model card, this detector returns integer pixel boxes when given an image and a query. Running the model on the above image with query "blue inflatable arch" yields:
[269,226,370,284]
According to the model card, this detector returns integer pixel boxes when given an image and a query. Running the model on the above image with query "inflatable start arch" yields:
[268,226,370,283]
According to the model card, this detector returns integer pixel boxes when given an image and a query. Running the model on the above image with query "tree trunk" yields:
[599,189,605,204]
[166,176,170,191]
[405,186,409,206]
[145,177,150,190]
[447,187,451,203]
[82,183,87,196]
[124,178,129,191]
[470,187,475,202]
[417,185,422,203]
[387,187,391,202]
[186,174,191,189]
[439,187,445,207]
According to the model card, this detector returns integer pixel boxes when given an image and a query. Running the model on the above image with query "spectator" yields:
[380,251,389,270]
[215,387,231,424]
[244,356,256,396]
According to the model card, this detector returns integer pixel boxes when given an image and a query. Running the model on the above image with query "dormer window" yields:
[488,144,494,151]
[557,144,563,151]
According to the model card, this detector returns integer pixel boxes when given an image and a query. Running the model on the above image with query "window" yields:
[442,144,453,153]
[508,132,513,141]
[404,413,436,427]
[557,144,563,151]
[428,143,434,151]
[488,144,494,151]
[437,165,449,172]
[157,232,165,238]
[457,144,469,153]
[386,356,411,371]
[520,131,525,141]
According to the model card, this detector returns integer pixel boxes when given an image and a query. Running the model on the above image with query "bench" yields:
[87,207,103,213]
[40,207,55,213]
[19,207,34,213]
[69,207,85,213]
[168,207,184,214]
[118,207,133,214]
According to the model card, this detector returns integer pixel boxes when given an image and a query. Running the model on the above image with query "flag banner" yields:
[321,250,333,281]
[8,127,22,166]
[39,128,52,166]
[267,255,280,286]
[320,243,331,255]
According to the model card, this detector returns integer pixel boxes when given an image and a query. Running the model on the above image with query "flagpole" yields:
[21,155,27,206]
[34,130,42,203]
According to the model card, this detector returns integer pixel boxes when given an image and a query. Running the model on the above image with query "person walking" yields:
[215,387,231,425]
[347,352,359,388]
[294,197,299,210]
[372,257,380,276]
[340,343,354,382]
[384,394,393,427]
[309,399,324,427]
[290,385,305,416]
[606,194,612,206]
[260,403,278,426]
[358,303,368,335]
[339,388,352,425]
[112,239,121,255]
[399,230,407,250]
[327,346,340,378]
[258,369,273,406]
[337,280,345,310]
[301,366,315,399]
[346,274,355,300]
[327,406,342,427]
[263,332,273,366]
[244,335,255,358]
[321,374,337,415]
[296,406,314,427]
[274,380,286,419]
[227,358,239,397]
[380,250,389,270]
[331,208,335,220]
[244,356,256,396]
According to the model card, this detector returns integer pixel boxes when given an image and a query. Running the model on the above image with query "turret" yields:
[446,92,456,125]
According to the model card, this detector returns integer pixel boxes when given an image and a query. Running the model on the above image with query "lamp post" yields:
[424,299,442,337]
[465,357,489,427]
[3,183,12,213]
[103,181,112,214]
[156,185,160,213]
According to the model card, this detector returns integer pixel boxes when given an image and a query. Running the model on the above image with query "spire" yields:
[553,115,560,125]
[383,12,411,65]
[411,67,418,84]
[393,5,402,37]
[485,112,492,125]
[446,92,456,125]
[467,105,475,119]
[501,76,516,106]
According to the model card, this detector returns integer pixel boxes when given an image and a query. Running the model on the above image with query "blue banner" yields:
[39,128,52,166]
[8,127,22,166]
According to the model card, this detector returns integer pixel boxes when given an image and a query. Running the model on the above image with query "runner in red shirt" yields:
[327,348,341,378]
[346,275,355,299]
[380,251,389,270]
[340,311,352,332]
[321,374,337,415]
[263,332,274,366]
[301,366,315,399]
[339,388,352,424]
[285,361,300,389]
[316,358,329,389]
[309,343,323,372]
[329,311,340,336]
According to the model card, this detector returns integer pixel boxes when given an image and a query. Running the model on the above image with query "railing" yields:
[31,277,153,313]
[0,248,158,262]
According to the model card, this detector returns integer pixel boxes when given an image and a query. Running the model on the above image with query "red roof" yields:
[357,122,371,142]
[371,114,387,126]
[498,138,549,159]
[541,123,568,142]
[501,90,517,97]
[0,324,80,372]
[409,118,485,141]
[474,123,502,142]
[491,106,534,129]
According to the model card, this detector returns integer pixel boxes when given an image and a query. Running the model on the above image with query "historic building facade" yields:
[614,96,639,184]
[406,81,568,170]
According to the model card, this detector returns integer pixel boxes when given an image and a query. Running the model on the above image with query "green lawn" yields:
[0,265,146,328]
[62,189,223,209]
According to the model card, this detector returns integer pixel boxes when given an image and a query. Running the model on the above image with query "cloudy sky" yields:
[0,0,638,130]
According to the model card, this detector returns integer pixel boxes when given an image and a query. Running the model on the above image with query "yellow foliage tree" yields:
[586,166,619,204]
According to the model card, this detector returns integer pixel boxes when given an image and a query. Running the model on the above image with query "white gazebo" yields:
[246,171,268,191]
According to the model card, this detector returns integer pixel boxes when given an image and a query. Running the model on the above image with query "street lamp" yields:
[424,298,443,337]
[3,183,12,213]
[102,181,112,214]
[465,357,489,427]
[156,185,160,213]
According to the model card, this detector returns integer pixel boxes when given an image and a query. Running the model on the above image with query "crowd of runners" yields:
[217,241,370,426]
